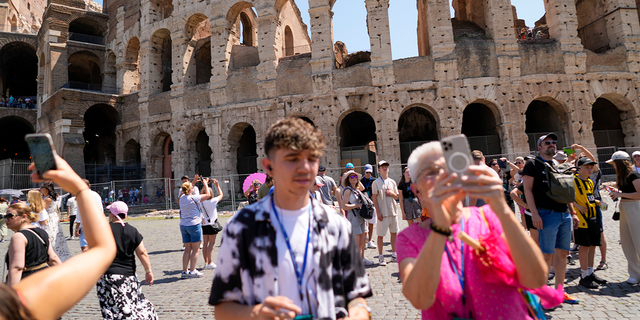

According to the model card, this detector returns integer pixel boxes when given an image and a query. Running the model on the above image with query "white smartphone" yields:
[25,133,58,179]
[441,134,472,182]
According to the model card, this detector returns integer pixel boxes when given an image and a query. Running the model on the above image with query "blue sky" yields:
[95,0,545,59]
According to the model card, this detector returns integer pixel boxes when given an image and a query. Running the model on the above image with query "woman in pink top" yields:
[397,142,547,320]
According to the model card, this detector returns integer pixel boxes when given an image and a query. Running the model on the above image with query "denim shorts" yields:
[537,209,572,254]
[79,231,88,248]
[180,224,203,243]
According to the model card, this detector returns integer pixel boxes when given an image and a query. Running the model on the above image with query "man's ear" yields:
[262,158,273,175]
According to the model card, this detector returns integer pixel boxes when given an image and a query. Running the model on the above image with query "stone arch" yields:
[228,122,258,193]
[525,97,570,151]
[227,2,258,46]
[0,116,35,160]
[0,41,37,97]
[150,29,172,94]
[592,93,638,148]
[462,100,503,155]
[184,14,212,86]
[83,104,119,165]
[123,37,141,94]
[69,17,105,37]
[151,132,173,179]
[398,105,439,164]
[338,110,378,168]
[284,26,294,56]
[68,51,102,90]
[274,0,312,59]
[195,130,212,176]
[123,139,141,164]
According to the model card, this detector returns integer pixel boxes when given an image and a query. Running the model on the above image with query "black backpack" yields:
[343,187,374,219]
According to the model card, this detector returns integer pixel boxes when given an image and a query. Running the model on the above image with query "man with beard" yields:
[523,133,580,304]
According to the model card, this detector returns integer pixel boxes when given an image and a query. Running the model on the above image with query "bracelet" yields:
[74,188,91,197]
[145,269,152,274]
[351,303,371,320]
[430,223,452,237]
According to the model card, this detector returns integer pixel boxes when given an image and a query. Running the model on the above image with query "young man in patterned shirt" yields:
[210,117,372,320]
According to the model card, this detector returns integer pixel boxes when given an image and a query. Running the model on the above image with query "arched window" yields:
[0,42,37,97]
[123,37,141,93]
[67,51,102,91]
[83,104,118,165]
[68,17,105,45]
[150,29,172,94]
[339,111,378,168]
[284,26,294,56]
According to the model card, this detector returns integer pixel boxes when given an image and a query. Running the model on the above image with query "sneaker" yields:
[200,243,203,249]
[567,256,576,266]
[0,239,5,243]
[571,244,580,252]
[181,271,189,279]
[181,246,185,251]
[204,263,217,270]
[362,258,375,266]
[189,270,204,278]
[591,273,608,285]
[563,292,580,304]
[368,241,377,249]
[579,274,599,289]
[626,277,639,284]
[390,252,397,262]
[596,261,609,271]
[378,255,387,266]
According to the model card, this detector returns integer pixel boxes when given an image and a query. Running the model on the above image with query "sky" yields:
[95,0,546,60]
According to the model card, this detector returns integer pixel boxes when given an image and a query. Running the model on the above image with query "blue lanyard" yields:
[270,196,313,301]
[363,177,372,190]
[444,216,465,306]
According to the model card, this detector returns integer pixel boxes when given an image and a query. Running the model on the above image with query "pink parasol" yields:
[243,173,267,192]
[459,231,565,310]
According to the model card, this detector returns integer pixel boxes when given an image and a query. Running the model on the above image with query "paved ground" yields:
[1,195,639,319]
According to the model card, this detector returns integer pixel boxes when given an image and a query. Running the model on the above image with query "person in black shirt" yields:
[97,201,158,319]
[398,166,421,226]
[607,151,640,284]
[361,164,377,249]
[522,133,579,304]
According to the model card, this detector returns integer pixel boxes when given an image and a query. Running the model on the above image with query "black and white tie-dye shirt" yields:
[209,195,372,320]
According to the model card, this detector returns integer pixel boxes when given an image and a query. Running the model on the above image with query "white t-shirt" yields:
[179,194,203,226]
[74,191,104,230]
[372,177,399,217]
[200,197,220,226]
[34,209,48,228]
[67,197,78,216]
[269,203,317,317]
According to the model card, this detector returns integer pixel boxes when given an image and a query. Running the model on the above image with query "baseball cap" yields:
[378,160,389,167]
[553,151,568,161]
[364,164,373,173]
[537,132,558,147]
[345,162,355,169]
[632,151,640,157]
[577,157,596,167]
[606,151,631,164]
[106,201,128,226]
[318,165,326,172]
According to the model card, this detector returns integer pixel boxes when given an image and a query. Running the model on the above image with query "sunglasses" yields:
[349,175,358,179]
[491,162,499,166]
[542,140,557,145]
[3,213,15,219]
[515,161,523,165]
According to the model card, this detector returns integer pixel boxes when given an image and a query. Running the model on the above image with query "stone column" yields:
[255,12,279,99]
[544,0,586,74]
[308,1,334,93]
[484,0,520,77]
[49,43,68,92]
[365,0,395,86]
[138,38,154,98]
[605,0,640,73]
[422,0,458,82]
[171,32,189,93]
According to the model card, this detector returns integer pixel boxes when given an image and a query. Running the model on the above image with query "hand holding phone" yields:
[563,147,575,155]
[441,134,472,183]
[25,133,58,179]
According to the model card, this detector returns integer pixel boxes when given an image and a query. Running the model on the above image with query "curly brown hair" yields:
[264,117,325,157]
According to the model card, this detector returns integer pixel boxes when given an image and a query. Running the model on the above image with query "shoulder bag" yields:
[200,200,224,233]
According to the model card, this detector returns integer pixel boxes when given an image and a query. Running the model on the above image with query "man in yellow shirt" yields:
[573,157,607,289]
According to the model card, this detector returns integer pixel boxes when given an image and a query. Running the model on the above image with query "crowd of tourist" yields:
[0,95,36,109]
[2,116,639,320]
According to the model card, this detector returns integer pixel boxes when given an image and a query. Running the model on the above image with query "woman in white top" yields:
[27,190,48,229]
[200,178,224,269]
[178,181,211,278]
[40,182,72,262]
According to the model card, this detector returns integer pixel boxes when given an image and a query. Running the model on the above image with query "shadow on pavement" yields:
[148,249,183,255]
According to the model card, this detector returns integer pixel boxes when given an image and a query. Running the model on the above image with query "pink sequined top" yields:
[397,205,532,320]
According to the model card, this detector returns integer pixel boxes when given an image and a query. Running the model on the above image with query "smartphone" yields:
[563,147,575,155]
[25,133,58,178]
[441,134,472,182]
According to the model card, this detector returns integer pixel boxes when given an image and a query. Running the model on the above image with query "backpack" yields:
[343,187,374,220]
[535,157,576,204]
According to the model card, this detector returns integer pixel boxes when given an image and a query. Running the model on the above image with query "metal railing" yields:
[62,82,117,94]
[0,158,36,190]
[68,32,105,45]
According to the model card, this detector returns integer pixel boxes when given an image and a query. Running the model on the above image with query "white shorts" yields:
[376,215,399,237]
[367,208,377,225]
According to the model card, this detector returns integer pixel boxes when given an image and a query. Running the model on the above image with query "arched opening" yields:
[67,51,102,91]
[68,17,105,45]
[0,116,34,160]
[83,104,118,166]
[339,111,377,168]
[525,99,568,151]
[449,0,489,40]
[284,26,294,56]
[123,37,141,93]
[399,107,439,164]
[196,130,212,177]
[332,1,371,68]
[123,139,141,164]
[185,14,212,86]
[239,12,254,46]
[149,0,173,22]
[0,42,37,98]
[150,29,172,94]
[227,3,259,70]
[229,123,257,195]
[592,98,625,148]
[462,103,502,155]
[163,135,173,179]
[576,0,611,53]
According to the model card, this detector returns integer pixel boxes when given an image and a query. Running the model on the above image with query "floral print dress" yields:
[43,197,71,262]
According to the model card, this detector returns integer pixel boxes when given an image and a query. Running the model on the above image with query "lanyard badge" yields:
[444,216,469,316]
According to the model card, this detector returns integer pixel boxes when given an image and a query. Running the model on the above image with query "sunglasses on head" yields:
[542,140,557,145]
[349,175,358,179]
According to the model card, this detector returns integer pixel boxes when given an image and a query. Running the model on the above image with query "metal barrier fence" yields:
[0,158,36,190]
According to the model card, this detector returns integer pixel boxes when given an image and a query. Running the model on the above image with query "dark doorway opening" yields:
[340,111,377,168]
[398,107,438,164]
[525,100,567,151]
[0,42,37,97]
[0,116,34,160]
[196,130,212,176]
[462,103,502,155]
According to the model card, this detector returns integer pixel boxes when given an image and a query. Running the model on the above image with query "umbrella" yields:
[459,231,564,310]
[0,189,24,197]
[243,173,267,192]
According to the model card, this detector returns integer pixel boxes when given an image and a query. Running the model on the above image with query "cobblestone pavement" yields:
[1,196,639,319]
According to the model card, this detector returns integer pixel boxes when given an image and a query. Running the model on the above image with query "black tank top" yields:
[17,228,50,268]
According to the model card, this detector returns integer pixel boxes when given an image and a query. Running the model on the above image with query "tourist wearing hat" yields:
[606,151,640,284]
[632,151,640,174]
[572,157,608,288]
[553,151,568,164]
[342,170,374,266]
[371,160,400,266]
[97,201,158,319]
[361,164,377,249]
[310,179,323,200]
